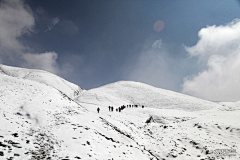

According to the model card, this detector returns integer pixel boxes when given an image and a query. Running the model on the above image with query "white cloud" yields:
[126,39,179,90]
[183,19,240,101]
[44,17,60,32]
[0,0,63,75]
[22,52,60,74]
[0,0,34,54]
[152,39,162,49]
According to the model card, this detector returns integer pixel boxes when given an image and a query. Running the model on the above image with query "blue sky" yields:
[1,0,240,101]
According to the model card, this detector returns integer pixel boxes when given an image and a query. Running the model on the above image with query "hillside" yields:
[77,81,219,111]
[0,64,83,99]
[0,65,239,160]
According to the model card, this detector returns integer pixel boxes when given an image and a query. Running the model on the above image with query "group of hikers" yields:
[97,104,144,113]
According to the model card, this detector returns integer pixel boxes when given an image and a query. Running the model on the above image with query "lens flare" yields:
[153,20,165,32]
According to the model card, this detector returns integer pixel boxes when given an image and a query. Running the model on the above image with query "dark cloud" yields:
[1,0,240,102]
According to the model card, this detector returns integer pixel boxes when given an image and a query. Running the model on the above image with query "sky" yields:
[1,0,240,102]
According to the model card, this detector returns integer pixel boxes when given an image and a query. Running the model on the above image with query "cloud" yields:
[0,0,34,54]
[0,0,64,75]
[152,39,162,49]
[61,20,78,35]
[183,19,240,101]
[185,19,240,59]
[22,52,60,74]
[36,6,44,15]
[44,17,60,32]
[126,39,182,91]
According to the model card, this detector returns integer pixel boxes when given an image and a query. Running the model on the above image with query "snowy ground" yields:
[0,65,240,160]
[78,103,240,160]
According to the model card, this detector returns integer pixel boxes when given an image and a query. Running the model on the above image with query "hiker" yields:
[111,106,114,112]
[142,105,144,108]
[108,106,111,111]
[119,107,121,112]
[116,108,118,112]
[97,107,100,113]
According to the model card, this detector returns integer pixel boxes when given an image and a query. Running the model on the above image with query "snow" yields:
[0,64,83,99]
[0,64,240,160]
[77,81,220,111]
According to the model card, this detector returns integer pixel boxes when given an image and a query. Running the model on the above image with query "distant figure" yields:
[116,108,118,112]
[111,106,114,112]
[142,105,144,108]
[119,107,121,112]
[97,107,100,113]
[108,106,111,111]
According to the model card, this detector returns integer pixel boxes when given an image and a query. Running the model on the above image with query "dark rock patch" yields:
[12,133,18,137]
[0,142,7,147]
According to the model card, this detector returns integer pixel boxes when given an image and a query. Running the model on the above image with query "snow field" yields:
[0,65,240,160]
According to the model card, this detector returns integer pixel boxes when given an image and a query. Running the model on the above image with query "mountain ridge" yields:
[77,80,220,111]
[0,64,239,160]
[0,64,83,99]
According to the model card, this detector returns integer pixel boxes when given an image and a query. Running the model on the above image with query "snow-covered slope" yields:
[77,81,219,111]
[0,65,240,160]
[0,64,83,99]
[0,67,160,159]
[0,70,87,159]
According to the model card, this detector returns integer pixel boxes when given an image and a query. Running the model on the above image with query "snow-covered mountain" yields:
[77,81,219,111]
[0,64,83,99]
[0,64,240,160]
